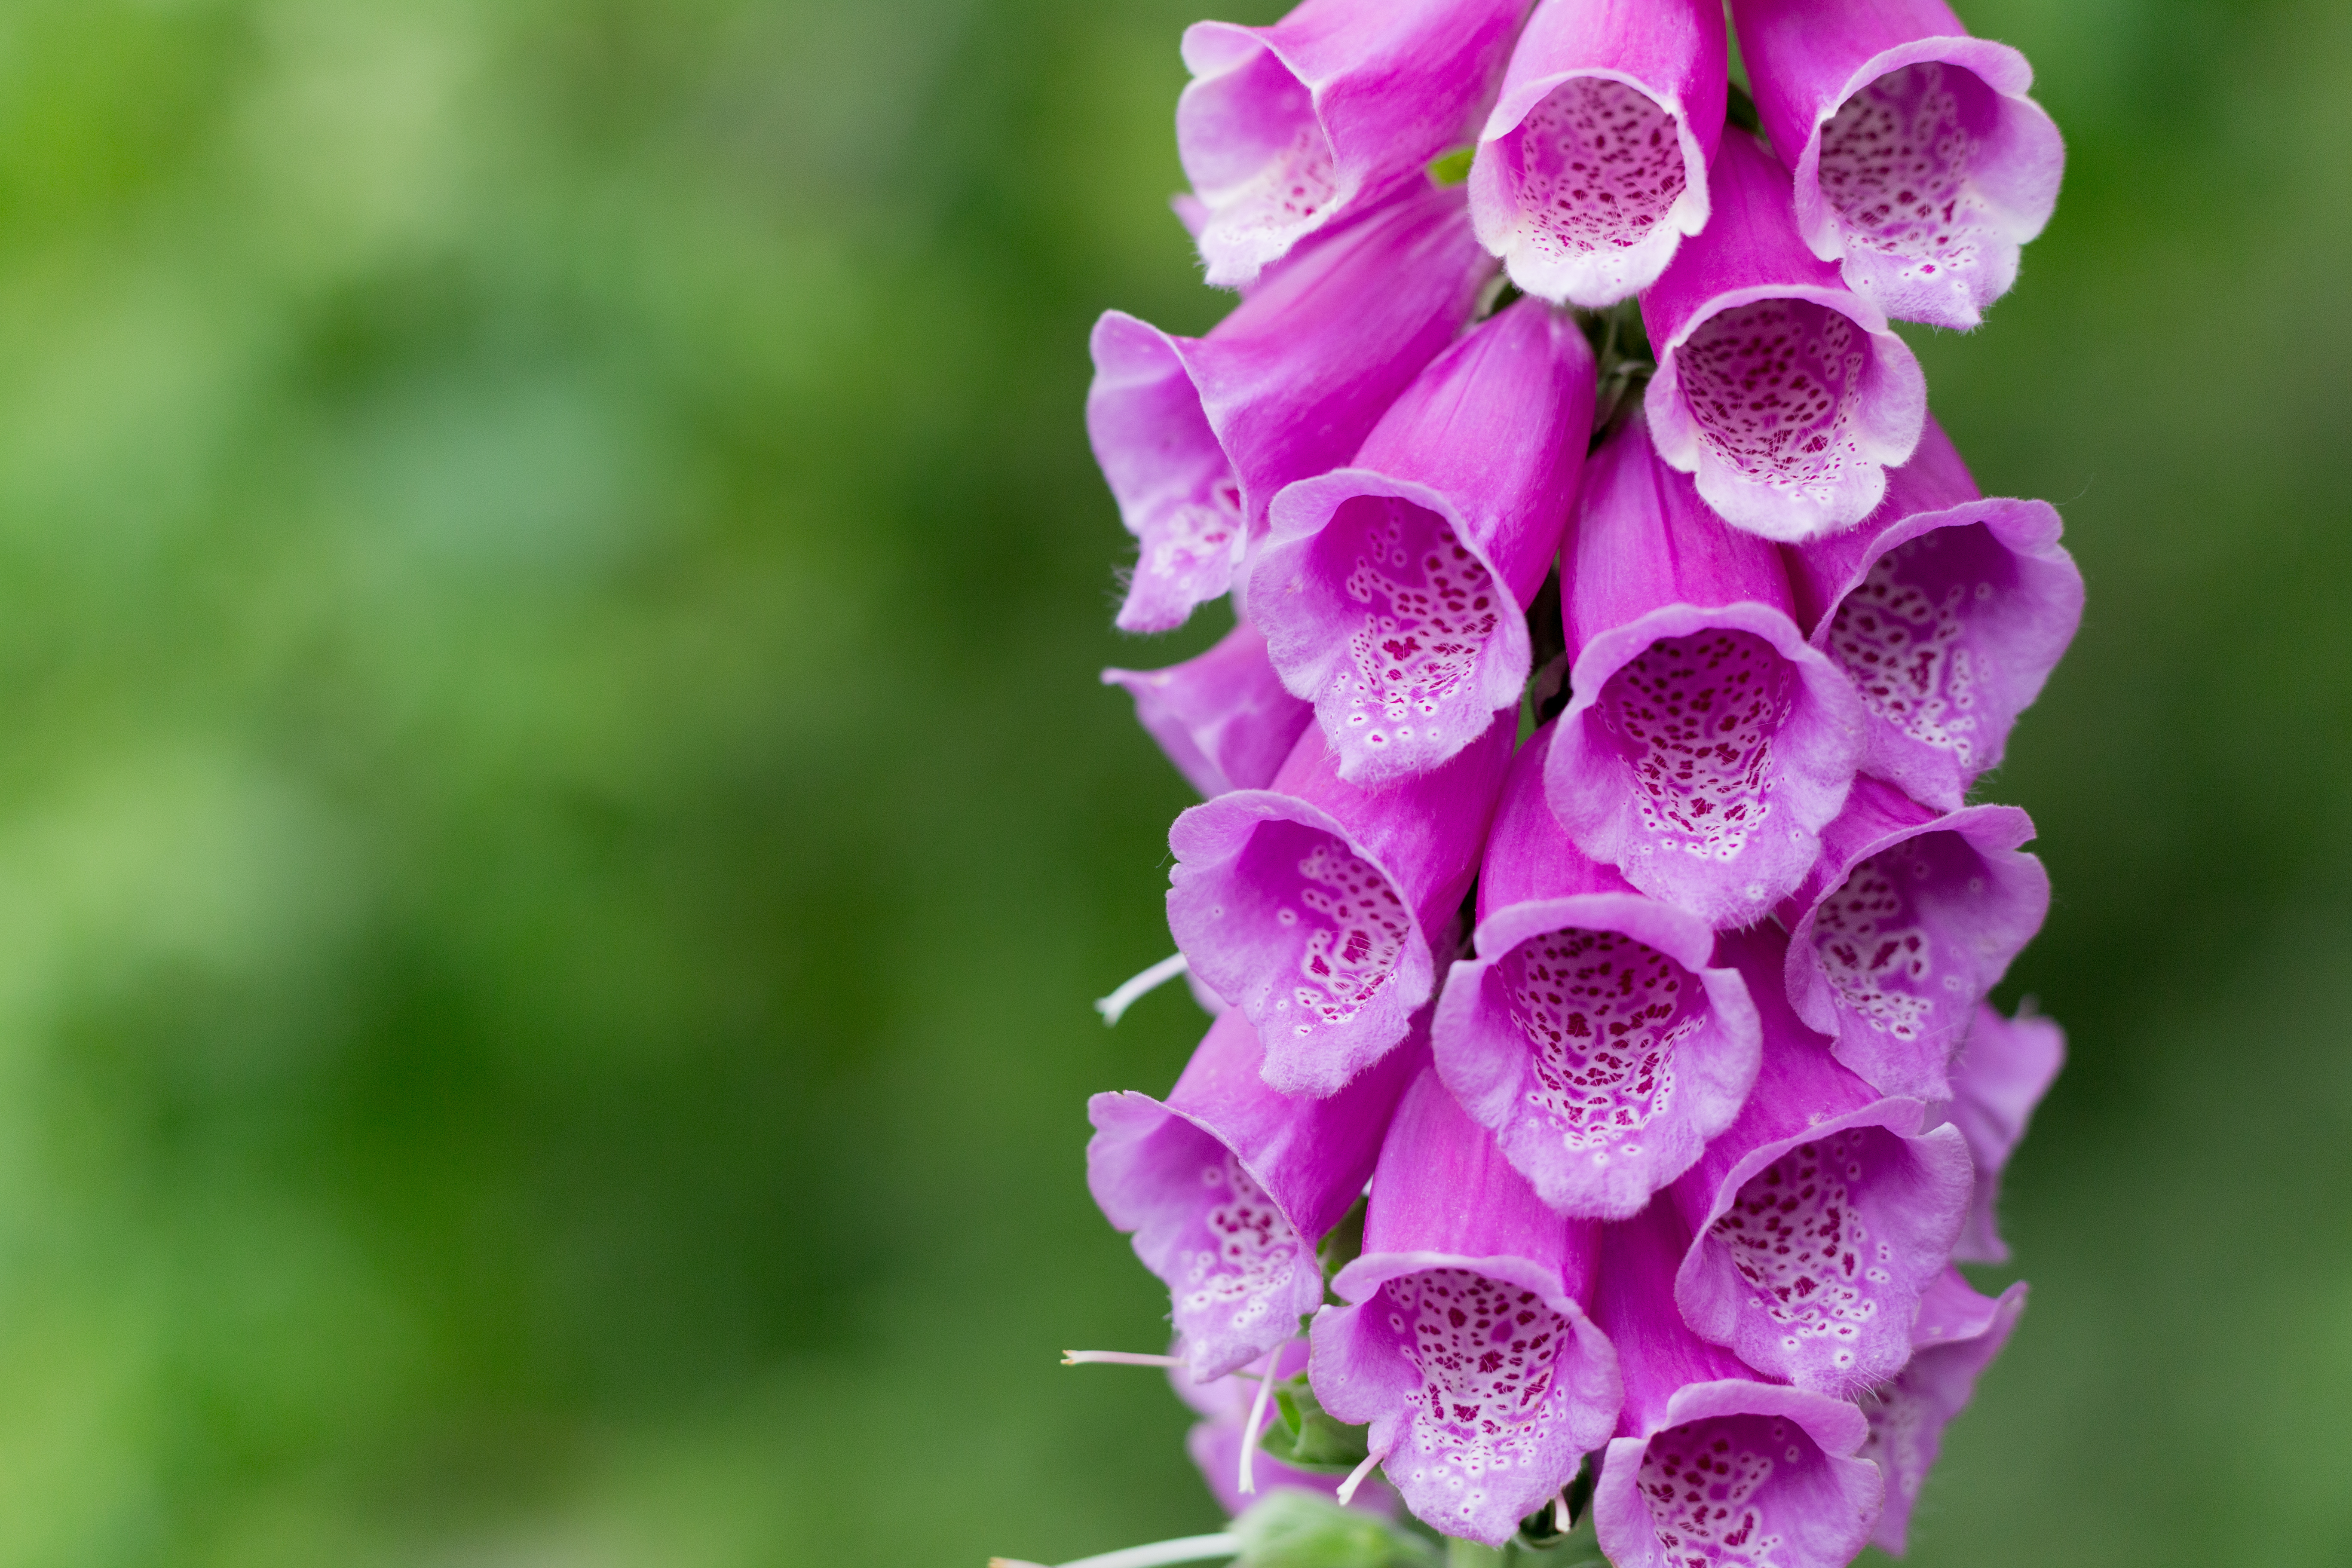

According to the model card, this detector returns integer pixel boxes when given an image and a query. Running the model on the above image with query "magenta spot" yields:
[1503,76,1686,255]
[1677,297,1869,494]
[1501,926,1696,1148]
[1597,629,1796,861]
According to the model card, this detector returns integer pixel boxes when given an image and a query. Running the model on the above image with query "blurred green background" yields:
[0,0,2343,1563]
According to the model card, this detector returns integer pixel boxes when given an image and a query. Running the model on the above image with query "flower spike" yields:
[1467,0,1727,306]
[1731,0,2065,331]
[1251,297,1596,784]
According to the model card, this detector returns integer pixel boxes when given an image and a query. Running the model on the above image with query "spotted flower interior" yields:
[1678,298,1874,505]
[1598,628,1798,865]
[1230,818,1415,1039]
[1635,1412,1837,1568]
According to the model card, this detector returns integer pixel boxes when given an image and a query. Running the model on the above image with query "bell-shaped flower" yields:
[1087,1008,1427,1382]
[1105,617,1316,797]
[1943,1001,2063,1264]
[1251,297,1596,784]
[1591,1197,1884,1568]
[1176,1339,1403,1518]
[1780,775,2049,1102]
[1861,1268,2027,1554]
[1467,0,1726,306]
[1787,417,2084,812]
[1434,720,1761,1219]
[1731,0,2064,331]
[1668,926,1972,1396]
[1543,416,1866,928]
[1089,181,1494,633]
[1170,715,1516,1096]
[1178,0,1531,288]
[1309,1066,1622,1546]
[1641,133,1927,541]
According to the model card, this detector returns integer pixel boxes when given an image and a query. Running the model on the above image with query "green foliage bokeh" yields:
[0,0,2343,1563]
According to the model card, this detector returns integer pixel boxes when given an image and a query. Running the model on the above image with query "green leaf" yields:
[1317,1196,1368,1294]
[1232,1493,1439,1568]
[1257,1372,1373,1473]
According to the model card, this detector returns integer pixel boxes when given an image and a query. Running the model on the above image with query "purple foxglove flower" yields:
[1090,182,1495,633]
[1434,721,1761,1219]
[1467,0,1727,306]
[1943,1001,2063,1265]
[1863,1268,2027,1554]
[1592,1197,1883,1568]
[1087,1008,1427,1382]
[1250,297,1596,784]
[1177,0,1530,288]
[1668,925,1972,1396]
[1542,416,1866,929]
[1176,1339,1402,1517]
[1780,774,2050,1102]
[1170,715,1516,1096]
[1786,418,2084,812]
[1640,133,1927,541]
[1104,617,1317,797]
[1309,1066,1621,1546]
[1732,0,2065,332]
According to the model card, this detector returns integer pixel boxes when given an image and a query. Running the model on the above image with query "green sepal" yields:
[1233,1492,1439,1568]
[1426,147,1475,187]
[1258,1372,1374,1473]
[1317,1194,1368,1295]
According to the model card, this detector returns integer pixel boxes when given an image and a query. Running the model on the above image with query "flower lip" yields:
[1865,1273,2029,1553]
[1102,617,1317,799]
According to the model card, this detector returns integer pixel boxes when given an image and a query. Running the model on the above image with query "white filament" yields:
[1236,1344,1280,1496]
[1060,1350,1184,1369]
[1096,952,1192,1025]
[989,1534,1242,1568]
[1334,1449,1384,1508]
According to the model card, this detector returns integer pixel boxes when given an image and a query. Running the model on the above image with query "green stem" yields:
[1443,1542,1507,1568]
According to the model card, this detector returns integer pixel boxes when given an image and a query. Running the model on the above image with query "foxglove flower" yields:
[1467,0,1726,306]
[1543,415,1866,928]
[1669,926,1971,1396]
[1178,0,1531,287]
[1176,1339,1402,1517]
[1170,716,1514,1096]
[1732,0,2065,331]
[1787,417,2084,812]
[1861,1268,2028,1554]
[1591,1197,1884,1568]
[1251,297,1595,783]
[1944,1001,2063,1264]
[1642,133,1926,541]
[1435,720,1761,1219]
[1781,775,2049,1101]
[1310,1067,1621,1546]
[1104,617,1316,797]
[1087,1008,1426,1381]
[1089,181,1493,632]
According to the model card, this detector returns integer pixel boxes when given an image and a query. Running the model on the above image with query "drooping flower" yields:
[1591,1197,1884,1568]
[1787,417,2084,812]
[1467,0,1726,306]
[1169,715,1515,1096]
[1251,297,1595,783]
[1780,775,2049,1101]
[1943,1001,2064,1264]
[1176,0,1531,288]
[1861,1269,2028,1554]
[1435,720,1761,1219]
[1176,1338,1402,1517]
[1087,1008,1427,1382]
[1089,181,1493,633]
[1731,0,2065,331]
[1310,1066,1622,1546]
[1104,616,1316,797]
[1641,132,1927,541]
[1543,414,1866,928]
[1668,926,1972,1396]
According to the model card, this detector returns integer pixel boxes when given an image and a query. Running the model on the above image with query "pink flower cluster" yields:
[1083,0,2074,1559]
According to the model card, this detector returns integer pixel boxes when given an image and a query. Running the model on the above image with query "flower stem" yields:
[1444,1541,1507,1568]
[991,1534,1240,1568]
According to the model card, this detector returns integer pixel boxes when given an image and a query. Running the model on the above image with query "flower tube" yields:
[1592,1198,1884,1568]
[1543,416,1865,929]
[1309,1066,1621,1546]
[1786,417,2084,812]
[1104,618,1316,797]
[1861,1268,2028,1553]
[1732,0,2064,331]
[1178,0,1531,288]
[1435,721,1761,1219]
[1467,0,1726,306]
[1641,133,1927,541]
[1944,1001,2064,1264]
[1170,716,1515,1096]
[1251,297,1595,783]
[1781,775,2050,1102]
[1089,181,1493,633]
[1176,1340,1401,1517]
[1668,926,1972,1396]
[1087,1008,1427,1382]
